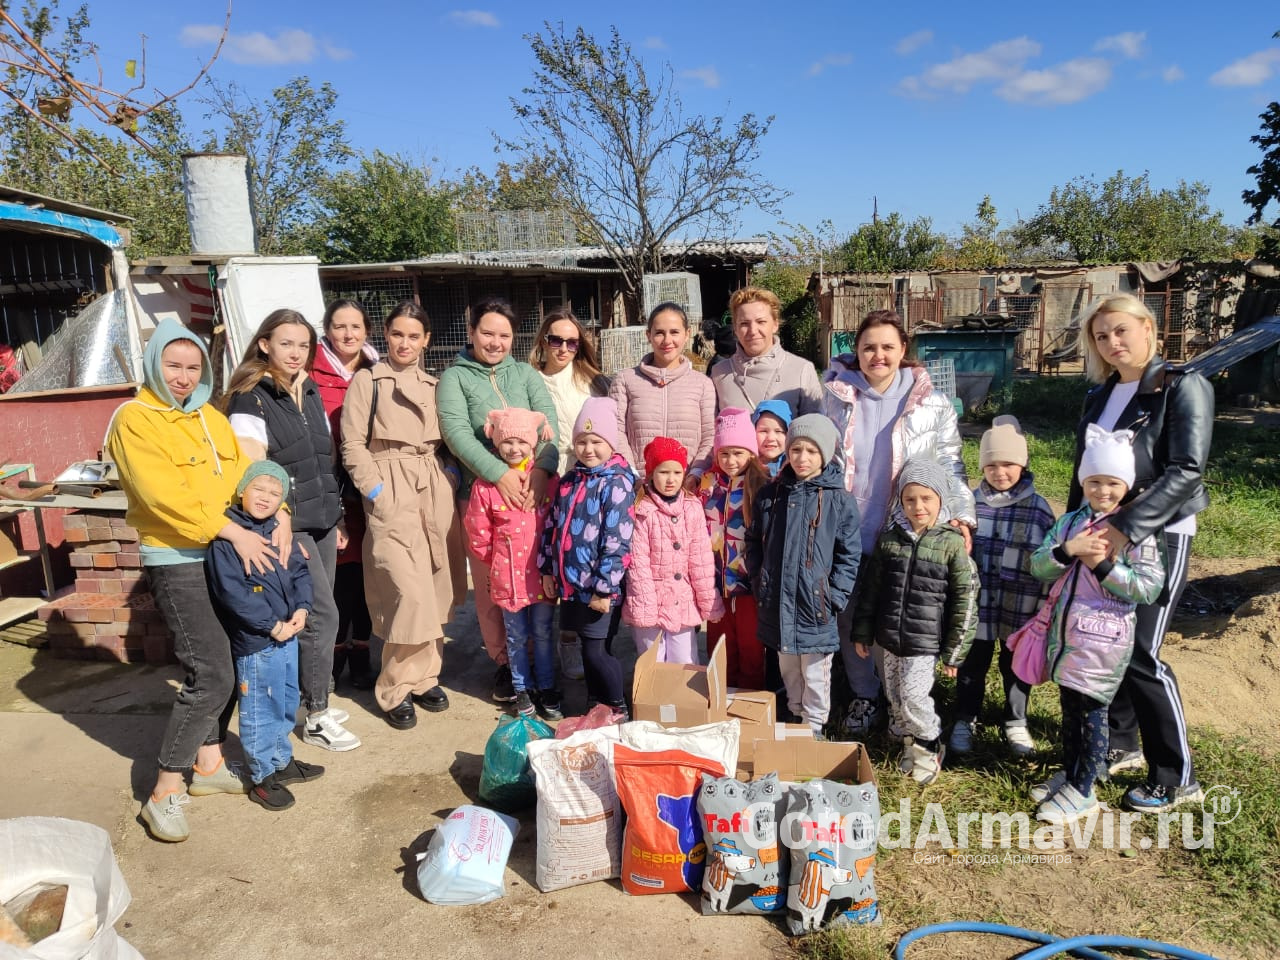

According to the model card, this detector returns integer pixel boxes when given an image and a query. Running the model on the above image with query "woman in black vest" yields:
[223,309,360,753]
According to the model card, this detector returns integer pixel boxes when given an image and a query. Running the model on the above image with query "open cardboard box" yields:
[752,737,877,786]
[631,636,728,727]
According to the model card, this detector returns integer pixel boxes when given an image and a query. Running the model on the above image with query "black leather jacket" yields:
[1067,356,1213,545]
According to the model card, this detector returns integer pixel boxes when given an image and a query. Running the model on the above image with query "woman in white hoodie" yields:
[529,307,609,680]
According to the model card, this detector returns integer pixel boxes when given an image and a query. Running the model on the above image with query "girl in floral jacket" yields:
[625,437,722,664]
[540,397,636,717]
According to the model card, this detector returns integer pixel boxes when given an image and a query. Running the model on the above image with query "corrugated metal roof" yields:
[1184,315,1280,379]
[318,258,620,276]
[434,237,769,264]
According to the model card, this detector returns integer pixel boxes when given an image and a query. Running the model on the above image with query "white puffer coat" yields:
[609,356,715,477]
[821,355,976,531]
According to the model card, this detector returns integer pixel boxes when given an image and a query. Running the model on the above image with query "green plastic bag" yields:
[479,714,554,812]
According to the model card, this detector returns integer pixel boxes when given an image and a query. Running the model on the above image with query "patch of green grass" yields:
[960,384,1280,557]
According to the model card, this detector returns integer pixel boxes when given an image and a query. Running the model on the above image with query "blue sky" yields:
[84,1,1280,241]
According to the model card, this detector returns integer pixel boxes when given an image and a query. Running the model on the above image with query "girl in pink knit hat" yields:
[699,407,770,687]
[624,436,722,664]
[464,408,561,719]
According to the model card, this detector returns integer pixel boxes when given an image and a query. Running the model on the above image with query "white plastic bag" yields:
[618,719,740,773]
[0,817,142,960]
[415,805,519,906]
[528,724,624,892]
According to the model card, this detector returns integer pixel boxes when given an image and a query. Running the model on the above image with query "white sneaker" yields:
[1036,782,1098,825]
[313,706,350,725]
[909,742,945,784]
[302,711,361,751]
[1030,769,1067,804]
[1004,723,1036,758]
[948,719,975,755]
[559,634,585,681]
[898,736,915,775]
[141,791,191,842]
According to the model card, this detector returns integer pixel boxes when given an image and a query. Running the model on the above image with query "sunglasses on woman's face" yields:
[545,334,580,352]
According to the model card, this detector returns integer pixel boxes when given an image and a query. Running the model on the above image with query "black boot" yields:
[347,644,375,690]
[331,643,349,683]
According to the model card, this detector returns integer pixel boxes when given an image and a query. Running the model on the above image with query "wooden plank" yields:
[0,596,44,629]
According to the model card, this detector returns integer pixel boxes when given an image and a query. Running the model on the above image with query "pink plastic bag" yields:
[555,703,619,740]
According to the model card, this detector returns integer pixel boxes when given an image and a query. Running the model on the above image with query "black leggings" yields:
[1060,687,1109,796]
[562,598,625,707]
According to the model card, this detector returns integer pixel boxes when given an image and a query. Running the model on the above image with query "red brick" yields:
[85,523,112,539]
[115,552,141,569]
[69,554,93,569]
[45,622,98,639]
[91,554,117,570]
[79,541,121,554]
[143,633,176,664]
[109,522,139,541]
[86,606,113,623]
[73,578,102,594]
[64,528,90,544]
[60,606,91,623]
[62,515,87,529]
[98,579,122,594]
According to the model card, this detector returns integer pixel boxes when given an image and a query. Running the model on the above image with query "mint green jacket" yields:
[437,349,560,487]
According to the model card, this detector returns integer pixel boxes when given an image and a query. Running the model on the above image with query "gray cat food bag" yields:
[783,778,880,933]
[696,772,787,915]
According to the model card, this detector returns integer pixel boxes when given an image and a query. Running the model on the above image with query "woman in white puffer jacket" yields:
[821,309,975,736]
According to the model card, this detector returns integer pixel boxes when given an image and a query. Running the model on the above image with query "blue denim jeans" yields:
[502,602,555,693]
[235,640,300,785]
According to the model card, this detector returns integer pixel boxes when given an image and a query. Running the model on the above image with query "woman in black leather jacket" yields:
[1068,293,1213,813]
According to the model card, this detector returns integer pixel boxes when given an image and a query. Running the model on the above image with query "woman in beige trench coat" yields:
[341,301,464,729]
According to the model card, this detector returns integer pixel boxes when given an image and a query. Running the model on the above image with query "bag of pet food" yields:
[528,724,625,892]
[783,778,881,934]
[617,719,739,772]
[415,805,519,905]
[614,745,726,896]
[697,772,787,915]
[478,713,555,812]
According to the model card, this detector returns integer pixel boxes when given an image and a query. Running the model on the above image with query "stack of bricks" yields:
[37,512,174,664]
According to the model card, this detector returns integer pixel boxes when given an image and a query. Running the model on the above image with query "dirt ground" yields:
[1,554,1277,959]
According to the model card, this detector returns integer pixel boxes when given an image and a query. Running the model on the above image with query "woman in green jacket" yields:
[437,297,559,703]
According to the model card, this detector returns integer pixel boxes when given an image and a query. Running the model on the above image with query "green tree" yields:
[504,22,784,317]
[1014,170,1236,264]
[315,151,456,264]
[200,77,352,256]
[837,212,947,272]
[947,196,1009,269]
[1242,38,1280,268]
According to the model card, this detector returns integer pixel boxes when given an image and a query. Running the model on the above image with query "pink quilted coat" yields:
[609,357,715,478]
[623,489,723,631]
[463,466,556,613]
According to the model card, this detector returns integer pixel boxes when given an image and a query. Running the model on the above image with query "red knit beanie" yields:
[643,436,689,475]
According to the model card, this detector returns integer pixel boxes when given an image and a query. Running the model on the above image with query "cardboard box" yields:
[735,721,814,780]
[725,688,777,780]
[751,738,877,786]
[631,636,727,727]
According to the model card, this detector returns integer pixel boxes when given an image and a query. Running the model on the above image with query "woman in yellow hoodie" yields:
[107,318,279,842]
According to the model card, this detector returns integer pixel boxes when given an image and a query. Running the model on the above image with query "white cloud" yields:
[808,53,853,77]
[900,36,1040,96]
[1209,49,1280,87]
[447,9,500,28]
[1161,64,1185,83]
[997,57,1112,105]
[179,25,348,65]
[1094,31,1146,59]
[643,36,667,50]
[680,66,721,89]
[895,29,934,56]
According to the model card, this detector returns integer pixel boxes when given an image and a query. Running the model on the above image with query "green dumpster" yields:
[911,323,1021,411]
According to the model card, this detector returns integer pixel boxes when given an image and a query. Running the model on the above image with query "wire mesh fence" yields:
[598,326,651,376]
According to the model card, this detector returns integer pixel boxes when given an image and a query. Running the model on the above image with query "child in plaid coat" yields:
[950,416,1055,758]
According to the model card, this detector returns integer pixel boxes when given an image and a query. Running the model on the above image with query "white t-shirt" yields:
[1093,379,1195,536]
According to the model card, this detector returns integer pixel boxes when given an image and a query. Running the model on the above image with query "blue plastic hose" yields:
[894,921,1223,960]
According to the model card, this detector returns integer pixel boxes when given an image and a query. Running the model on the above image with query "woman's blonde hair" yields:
[223,309,317,406]
[1078,293,1158,383]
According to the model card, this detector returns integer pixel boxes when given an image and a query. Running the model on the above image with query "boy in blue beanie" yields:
[206,460,322,811]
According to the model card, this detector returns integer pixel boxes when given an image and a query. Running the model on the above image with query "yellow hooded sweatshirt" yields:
[106,318,248,554]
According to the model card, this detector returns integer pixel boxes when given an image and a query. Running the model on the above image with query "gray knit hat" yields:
[786,414,839,466]
[896,457,950,501]
[236,460,291,499]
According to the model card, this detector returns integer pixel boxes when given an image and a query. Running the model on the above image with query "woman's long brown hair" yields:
[222,309,318,408]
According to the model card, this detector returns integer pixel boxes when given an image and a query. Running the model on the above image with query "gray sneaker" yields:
[141,791,191,842]
[1105,748,1144,778]
[1030,769,1068,804]
[948,719,976,755]
[189,759,249,796]
[302,711,361,752]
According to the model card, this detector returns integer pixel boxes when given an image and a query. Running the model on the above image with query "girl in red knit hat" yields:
[624,436,723,664]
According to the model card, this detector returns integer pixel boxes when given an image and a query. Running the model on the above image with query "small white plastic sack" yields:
[415,805,519,906]
[0,817,143,960]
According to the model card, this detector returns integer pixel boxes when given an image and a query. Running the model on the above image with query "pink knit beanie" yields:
[484,407,554,448]
[714,406,758,455]
[572,396,619,450]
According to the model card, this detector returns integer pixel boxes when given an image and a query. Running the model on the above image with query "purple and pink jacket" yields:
[538,452,636,604]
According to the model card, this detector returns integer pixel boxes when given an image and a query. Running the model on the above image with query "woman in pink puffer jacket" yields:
[609,302,715,482]
[624,437,723,664]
